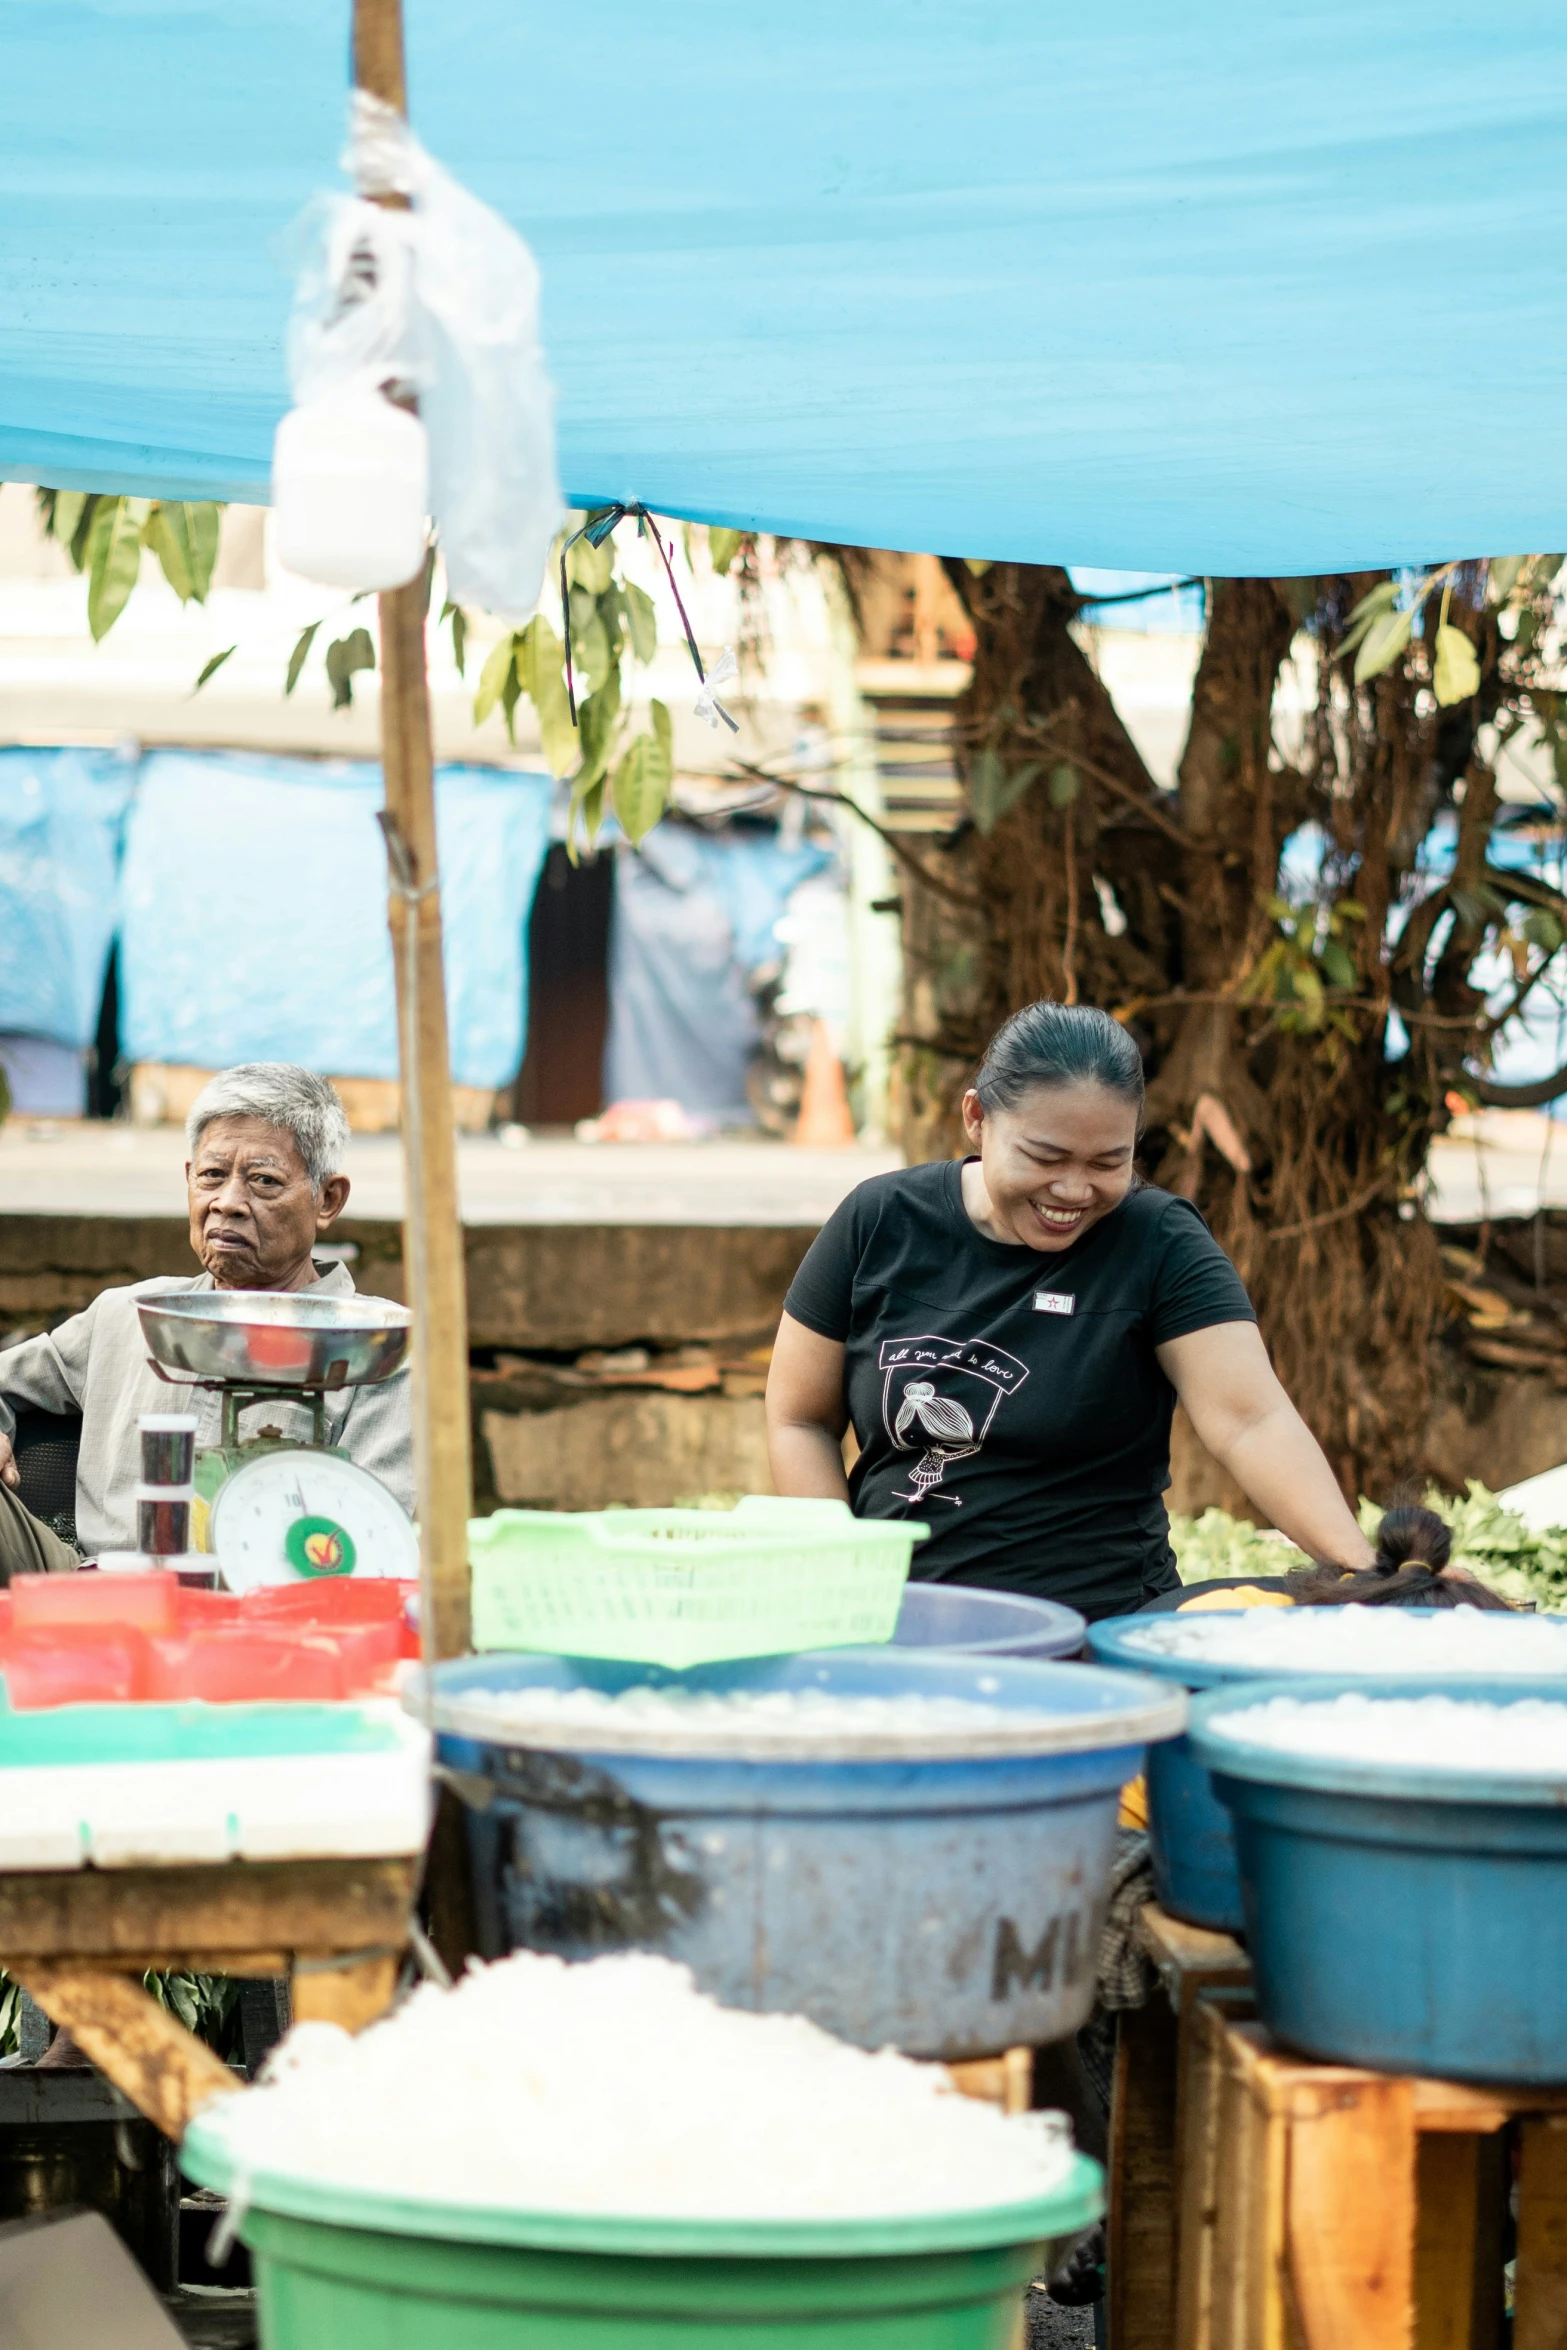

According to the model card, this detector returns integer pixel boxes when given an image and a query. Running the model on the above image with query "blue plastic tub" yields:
[1191,1675,1567,2082]
[431,1648,1183,2060]
[1087,1614,1265,1930]
[1086,1610,1567,1933]
[892,1582,1086,1659]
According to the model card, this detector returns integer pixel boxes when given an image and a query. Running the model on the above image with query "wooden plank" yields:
[1516,2117,1567,2350]
[0,1856,417,1961]
[1415,2133,1484,2350]
[291,1952,401,2034]
[1175,1996,1234,2350]
[1414,2078,1567,2132]
[353,0,473,1667]
[1210,2010,1268,2350]
[1281,2072,1417,2350]
[948,2047,1032,2115]
[17,1965,237,2140]
[1107,2000,1181,2350]
[1137,1903,1253,2006]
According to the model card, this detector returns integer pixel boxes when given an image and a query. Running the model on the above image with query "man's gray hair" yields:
[185,1064,350,1192]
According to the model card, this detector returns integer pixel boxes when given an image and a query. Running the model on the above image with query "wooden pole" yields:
[353,0,472,1662]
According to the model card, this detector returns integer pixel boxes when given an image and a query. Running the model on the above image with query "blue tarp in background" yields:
[603,829,832,1121]
[118,752,553,1090]
[1,2,1563,573]
[0,747,134,1048]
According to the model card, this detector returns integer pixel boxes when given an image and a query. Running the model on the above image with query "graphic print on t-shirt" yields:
[879,1335,1029,1507]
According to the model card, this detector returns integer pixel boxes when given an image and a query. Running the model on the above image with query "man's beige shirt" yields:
[0,1263,414,1555]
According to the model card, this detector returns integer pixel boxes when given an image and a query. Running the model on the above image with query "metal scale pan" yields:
[136,1292,418,1589]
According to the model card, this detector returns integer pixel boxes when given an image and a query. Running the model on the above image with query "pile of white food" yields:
[1124,1603,1567,1672]
[207,1952,1076,2218]
[1210,1693,1567,1775]
[442,1683,1026,1743]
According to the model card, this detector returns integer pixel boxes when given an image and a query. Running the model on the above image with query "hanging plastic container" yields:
[1191,1673,1567,2082]
[273,385,429,592]
[429,1646,1184,2058]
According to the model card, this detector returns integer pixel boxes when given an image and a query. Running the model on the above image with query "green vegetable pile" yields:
[1172,1486,1567,1611]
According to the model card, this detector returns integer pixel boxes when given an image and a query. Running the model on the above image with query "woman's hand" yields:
[765,1313,853,1501]
[1156,1322,1375,1569]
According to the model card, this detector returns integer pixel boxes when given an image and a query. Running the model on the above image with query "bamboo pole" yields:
[353,0,472,1661]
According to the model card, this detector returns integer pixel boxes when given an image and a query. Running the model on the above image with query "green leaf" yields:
[1353,605,1415,684]
[1432,623,1480,707]
[514,615,579,775]
[192,645,236,693]
[145,502,220,603]
[651,697,672,763]
[575,668,623,789]
[566,533,615,596]
[324,626,375,710]
[623,580,658,663]
[708,528,743,577]
[611,727,673,844]
[86,497,150,640]
[474,632,518,728]
[442,601,468,677]
[1047,761,1079,809]
[49,489,88,557]
[1318,938,1357,990]
[969,747,1004,832]
[284,620,320,697]
[1488,556,1526,605]
[1522,909,1564,955]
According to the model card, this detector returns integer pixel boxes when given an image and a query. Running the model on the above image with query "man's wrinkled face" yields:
[187,1117,348,1290]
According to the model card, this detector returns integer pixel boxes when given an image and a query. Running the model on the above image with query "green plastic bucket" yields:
[468,1497,927,1670]
[181,2125,1101,2350]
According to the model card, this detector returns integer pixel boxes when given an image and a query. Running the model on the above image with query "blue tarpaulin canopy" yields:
[3,3,1564,575]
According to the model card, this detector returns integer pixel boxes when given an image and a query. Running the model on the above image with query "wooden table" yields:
[1108,1900,1567,2350]
[0,1854,419,2138]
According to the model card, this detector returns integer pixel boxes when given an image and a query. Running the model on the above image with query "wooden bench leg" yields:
[1516,2116,1567,2350]
[1415,2131,1506,2350]
[1282,2076,1417,2350]
[1108,2001,1181,2350]
[1175,1997,1232,2350]
[291,1949,400,2033]
[15,1963,236,2140]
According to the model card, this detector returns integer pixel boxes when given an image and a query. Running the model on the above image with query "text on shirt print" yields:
[878,1336,1029,1508]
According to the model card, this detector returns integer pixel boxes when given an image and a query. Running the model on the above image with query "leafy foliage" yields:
[468,515,676,853]
[37,488,223,640]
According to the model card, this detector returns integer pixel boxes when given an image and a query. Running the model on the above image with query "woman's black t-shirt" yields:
[783,1162,1257,1620]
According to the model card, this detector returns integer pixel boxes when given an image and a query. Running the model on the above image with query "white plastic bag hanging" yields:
[274,94,562,616]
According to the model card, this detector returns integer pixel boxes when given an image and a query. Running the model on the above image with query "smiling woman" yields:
[766,1003,1374,1621]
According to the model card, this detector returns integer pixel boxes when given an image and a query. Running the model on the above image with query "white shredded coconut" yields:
[1208,1692,1567,1776]
[1121,1602,1567,1673]
[445,1683,1019,1743]
[203,1951,1076,2219]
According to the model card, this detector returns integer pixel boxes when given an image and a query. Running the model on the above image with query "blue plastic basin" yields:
[432,1647,1182,2060]
[1191,1674,1567,2083]
[892,1582,1086,1659]
[1087,1614,1266,1930]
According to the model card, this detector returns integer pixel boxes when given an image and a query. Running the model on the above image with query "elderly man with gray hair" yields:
[0,1063,415,1578]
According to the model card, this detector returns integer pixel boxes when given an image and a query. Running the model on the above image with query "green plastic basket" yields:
[468,1497,926,1669]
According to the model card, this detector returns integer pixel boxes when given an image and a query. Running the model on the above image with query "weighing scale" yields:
[136,1291,419,1591]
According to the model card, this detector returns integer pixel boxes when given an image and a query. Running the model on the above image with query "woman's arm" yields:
[1156,1321,1375,1569]
[766,1312,852,1501]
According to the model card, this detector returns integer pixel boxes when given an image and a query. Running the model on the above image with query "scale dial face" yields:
[209,1449,418,1592]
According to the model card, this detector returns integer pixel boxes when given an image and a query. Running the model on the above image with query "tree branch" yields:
[723,759,981,912]
[1468,1062,1567,1109]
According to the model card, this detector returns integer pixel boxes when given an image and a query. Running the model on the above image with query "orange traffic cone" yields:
[793,1020,857,1148]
